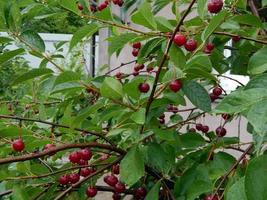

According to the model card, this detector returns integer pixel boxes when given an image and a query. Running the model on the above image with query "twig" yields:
[0,190,12,197]
[54,156,123,200]
[214,74,245,86]
[0,143,125,165]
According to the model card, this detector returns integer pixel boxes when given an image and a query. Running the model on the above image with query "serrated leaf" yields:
[21,30,45,52]
[100,77,123,100]
[69,23,99,51]
[182,80,211,112]
[131,2,157,30]
[120,146,145,186]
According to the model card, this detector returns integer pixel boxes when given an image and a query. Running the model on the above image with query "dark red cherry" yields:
[204,194,219,200]
[134,187,147,199]
[77,3,84,10]
[207,0,223,13]
[196,123,203,131]
[104,175,118,186]
[174,33,187,46]
[212,87,222,96]
[59,175,70,185]
[12,139,25,152]
[138,83,150,93]
[69,173,80,184]
[114,182,126,193]
[232,35,241,42]
[215,126,227,137]
[132,49,139,57]
[79,149,92,161]
[169,79,182,92]
[184,39,197,52]
[80,168,93,177]
[86,187,98,197]
[133,42,141,49]
[69,152,81,164]
[112,164,120,175]
[202,125,209,133]
[222,113,231,120]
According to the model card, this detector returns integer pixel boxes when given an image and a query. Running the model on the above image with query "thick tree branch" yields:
[0,143,125,165]
[0,114,114,145]
[54,156,123,200]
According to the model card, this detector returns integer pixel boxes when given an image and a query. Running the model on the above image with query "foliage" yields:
[0,0,266,200]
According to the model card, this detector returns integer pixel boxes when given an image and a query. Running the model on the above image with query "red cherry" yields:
[132,49,139,57]
[112,164,120,175]
[159,114,165,119]
[78,159,88,166]
[80,168,93,177]
[138,83,150,93]
[159,118,165,124]
[118,0,124,6]
[86,187,98,197]
[202,125,209,133]
[114,182,126,193]
[59,175,70,185]
[172,106,178,113]
[204,194,219,200]
[12,139,25,152]
[133,70,139,76]
[169,79,182,92]
[69,152,81,164]
[112,193,121,200]
[69,173,80,184]
[44,143,56,151]
[174,33,187,46]
[105,0,110,4]
[98,2,108,11]
[216,126,227,137]
[134,187,147,199]
[196,123,203,131]
[77,3,84,10]
[209,93,218,102]
[207,0,223,13]
[90,5,97,12]
[104,175,118,186]
[204,47,212,54]
[115,72,122,79]
[212,87,222,96]
[222,113,231,120]
[146,66,154,72]
[133,42,141,49]
[167,104,174,111]
[232,36,241,42]
[184,39,198,52]
[112,0,120,4]
[100,154,110,161]
[189,128,196,132]
[206,43,215,51]
[79,149,92,161]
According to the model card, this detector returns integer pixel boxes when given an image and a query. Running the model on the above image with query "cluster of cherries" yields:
[132,42,142,57]
[209,86,223,102]
[77,0,124,13]
[204,194,219,200]
[173,33,198,52]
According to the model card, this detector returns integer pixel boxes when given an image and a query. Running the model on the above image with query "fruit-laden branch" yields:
[54,156,123,200]
[212,144,253,198]
[0,143,125,165]
[144,0,198,118]
[0,115,114,145]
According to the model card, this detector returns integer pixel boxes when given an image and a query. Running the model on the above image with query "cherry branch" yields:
[0,143,125,165]
[212,144,253,198]
[144,0,197,118]
[215,74,245,86]
[54,156,123,200]
[0,114,114,145]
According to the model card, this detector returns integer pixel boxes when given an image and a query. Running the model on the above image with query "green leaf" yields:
[182,80,211,112]
[263,0,267,6]
[130,108,146,125]
[51,82,84,94]
[145,181,161,200]
[0,126,32,137]
[169,45,186,69]
[0,36,13,43]
[201,10,228,41]
[108,33,138,56]
[95,6,113,21]
[12,68,53,85]
[54,71,81,85]
[131,2,157,30]
[186,55,212,72]
[8,2,22,32]
[100,77,123,100]
[21,30,45,52]
[185,67,217,81]
[120,146,145,186]
[69,23,99,51]
[162,67,185,83]
[155,16,174,32]
[232,14,262,28]
[248,46,267,75]
[245,154,267,200]
[197,0,208,19]
[226,178,247,200]
[215,88,267,114]
[245,74,267,89]
[59,0,79,14]
[0,48,24,65]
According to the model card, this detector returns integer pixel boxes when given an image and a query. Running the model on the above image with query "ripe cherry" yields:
[115,72,122,79]
[114,182,126,193]
[12,138,25,152]
[112,0,120,4]
[146,66,154,72]
[172,106,178,113]
[169,79,182,92]
[222,113,231,120]
[209,93,218,102]
[184,39,198,52]
[112,164,120,175]
[204,194,219,200]
[77,3,84,10]
[207,0,223,13]
[98,2,108,11]
[212,87,222,96]
[69,152,81,164]
[90,5,97,12]
[159,118,165,124]
[174,33,187,46]
[118,0,124,6]
[216,126,227,137]
[78,159,88,166]
[69,173,80,184]
[132,49,139,57]
[59,175,70,185]
[202,125,209,133]
[134,187,147,199]
[196,123,203,131]
[159,114,165,119]
[86,187,98,197]
[44,143,56,151]
[79,149,92,161]
[232,35,241,42]
[104,175,118,186]
[80,168,92,177]
[206,43,215,51]
[138,83,150,93]
[133,42,141,49]
[113,193,121,200]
